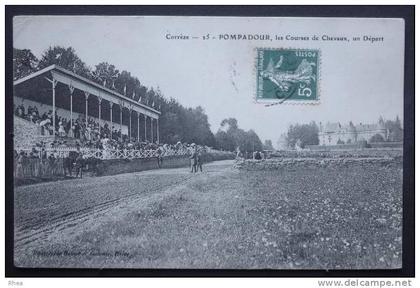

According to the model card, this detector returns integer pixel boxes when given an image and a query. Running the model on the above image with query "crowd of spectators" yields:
[14,103,122,141]
[13,140,213,180]
[14,103,215,165]
[15,103,57,136]
[15,103,143,149]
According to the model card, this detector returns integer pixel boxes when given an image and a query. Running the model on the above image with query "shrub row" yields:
[234,157,402,171]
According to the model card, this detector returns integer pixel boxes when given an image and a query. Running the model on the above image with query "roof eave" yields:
[13,64,57,86]
[13,64,161,115]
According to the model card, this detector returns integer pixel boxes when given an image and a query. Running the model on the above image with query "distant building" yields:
[319,119,388,145]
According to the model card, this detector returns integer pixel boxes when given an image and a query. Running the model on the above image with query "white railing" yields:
[15,146,231,160]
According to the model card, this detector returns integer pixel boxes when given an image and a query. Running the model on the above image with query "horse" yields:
[63,151,79,177]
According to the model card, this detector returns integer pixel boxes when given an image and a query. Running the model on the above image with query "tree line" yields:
[214,118,264,153]
[13,46,266,150]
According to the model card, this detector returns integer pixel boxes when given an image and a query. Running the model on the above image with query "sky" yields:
[13,16,405,147]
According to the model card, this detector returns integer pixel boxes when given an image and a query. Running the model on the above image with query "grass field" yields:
[14,159,402,269]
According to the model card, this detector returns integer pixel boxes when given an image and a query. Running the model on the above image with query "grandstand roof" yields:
[14,65,160,119]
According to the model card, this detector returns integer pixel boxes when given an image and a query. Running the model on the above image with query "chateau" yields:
[319,119,388,145]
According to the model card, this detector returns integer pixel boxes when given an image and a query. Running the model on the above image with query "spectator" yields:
[58,122,66,137]
[189,144,198,173]
[74,154,84,178]
[16,151,26,178]
[196,148,203,172]
[254,151,262,160]
[14,102,225,165]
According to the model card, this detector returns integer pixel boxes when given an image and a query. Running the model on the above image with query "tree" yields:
[245,130,263,152]
[13,48,38,80]
[263,140,274,150]
[370,133,385,143]
[145,88,157,107]
[157,98,215,146]
[215,130,235,151]
[114,70,140,98]
[189,106,216,146]
[215,118,263,152]
[38,46,91,78]
[286,121,319,148]
[220,118,238,131]
[385,116,403,142]
[91,62,119,88]
[135,86,148,103]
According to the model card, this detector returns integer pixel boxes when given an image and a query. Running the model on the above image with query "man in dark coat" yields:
[189,144,198,173]
[196,149,203,172]
[74,153,84,178]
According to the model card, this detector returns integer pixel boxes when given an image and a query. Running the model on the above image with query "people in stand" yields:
[74,122,80,139]
[58,121,66,137]
[15,101,227,178]
[39,118,51,135]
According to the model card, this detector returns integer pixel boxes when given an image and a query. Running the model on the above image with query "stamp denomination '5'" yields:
[256,48,320,103]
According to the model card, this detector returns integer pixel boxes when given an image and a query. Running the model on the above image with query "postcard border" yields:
[5,5,414,278]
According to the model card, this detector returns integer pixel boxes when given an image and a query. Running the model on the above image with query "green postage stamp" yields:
[256,48,320,104]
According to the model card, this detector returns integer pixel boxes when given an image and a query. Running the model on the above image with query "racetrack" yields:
[14,159,402,269]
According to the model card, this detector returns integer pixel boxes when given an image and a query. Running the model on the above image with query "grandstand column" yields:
[144,114,147,141]
[45,77,58,134]
[157,118,159,144]
[137,112,140,141]
[52,79,58,134]
[129,108,132,140]
[68,84,75,137]
[151,118,154,143]
[98,96,102,135]
[52,79,58,135]
[110,101,113,139]
[119,103,123,141]
[84,91,90,128]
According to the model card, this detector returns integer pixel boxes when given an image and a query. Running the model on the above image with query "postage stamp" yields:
[256,48,320,104]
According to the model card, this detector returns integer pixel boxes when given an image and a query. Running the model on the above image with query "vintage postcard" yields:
[11,15,405,270]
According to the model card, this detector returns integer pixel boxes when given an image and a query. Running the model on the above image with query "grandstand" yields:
[13,64,234,174]
[14,64,161,149]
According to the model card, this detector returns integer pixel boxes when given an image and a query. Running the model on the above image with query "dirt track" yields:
[14,159,402,269]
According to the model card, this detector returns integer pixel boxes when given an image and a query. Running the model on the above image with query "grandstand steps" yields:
[14,116,80,149]
[14,116,43,149]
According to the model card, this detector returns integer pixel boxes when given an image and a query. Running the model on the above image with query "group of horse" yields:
[62,151,84,178]
[62,151,102,178]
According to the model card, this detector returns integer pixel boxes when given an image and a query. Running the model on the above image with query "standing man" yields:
[196,148,203,172]
[189,144,198,173]
[156,146,163,168]
[74,153,84,178]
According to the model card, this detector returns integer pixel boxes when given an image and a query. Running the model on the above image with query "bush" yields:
[370,133,385,143]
